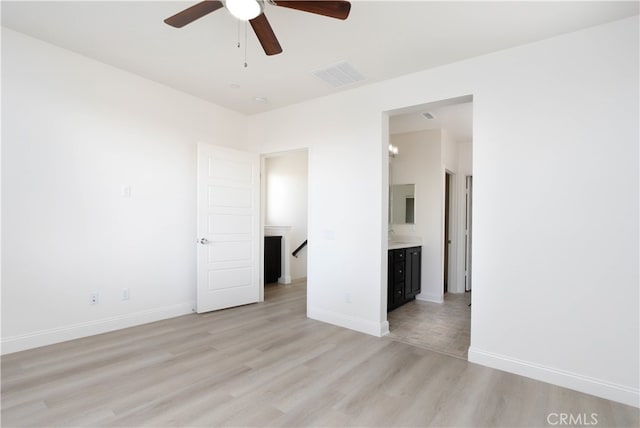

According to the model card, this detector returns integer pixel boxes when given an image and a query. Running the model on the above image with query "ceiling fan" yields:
[164,0,351,56]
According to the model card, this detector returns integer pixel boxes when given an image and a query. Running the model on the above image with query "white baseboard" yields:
[380,320,390,336]
[416,293,443,303]
[1,302,195,355]
[468,347,639,408]
[308,306,388,337]
[278,275,292,284]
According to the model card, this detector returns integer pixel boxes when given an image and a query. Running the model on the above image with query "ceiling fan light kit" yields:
[225,0,263,21]
[164,1,351,56]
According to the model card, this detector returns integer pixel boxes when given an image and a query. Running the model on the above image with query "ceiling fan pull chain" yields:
[244,22,248,68]
[237,20,241,49]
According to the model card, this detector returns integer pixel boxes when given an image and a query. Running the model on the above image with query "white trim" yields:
[380,320,390,336]
[280,275,292,284]
[308,306,389,337]
[462,174,473,292]
[1,302,194,355]
[468,347,640,408]
[259,156,266,302]
[416,293,444,303]
[443,169,458,294]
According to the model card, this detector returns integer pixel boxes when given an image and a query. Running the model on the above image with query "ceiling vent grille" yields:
[422,112,436,119]
[313,61,365,88]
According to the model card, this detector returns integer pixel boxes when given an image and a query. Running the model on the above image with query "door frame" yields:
[444,171,451,294]
[443,169,458,297]
[464,175,473,292]
[259,148,310,302]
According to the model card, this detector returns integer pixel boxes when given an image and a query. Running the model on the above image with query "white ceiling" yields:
[2,1,638,115]
[390,101,473,141]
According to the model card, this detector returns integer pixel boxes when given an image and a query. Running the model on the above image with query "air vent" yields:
[313,61,365,88]
[422,112,436,119]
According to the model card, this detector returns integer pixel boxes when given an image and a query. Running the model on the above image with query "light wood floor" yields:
[387,292,471,360]
[2,283,638,427]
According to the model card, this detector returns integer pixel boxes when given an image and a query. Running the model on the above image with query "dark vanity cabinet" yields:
[388,246,422,311]
[264,236,282,284]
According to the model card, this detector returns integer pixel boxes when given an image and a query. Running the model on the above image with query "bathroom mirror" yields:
[390,184,415,224]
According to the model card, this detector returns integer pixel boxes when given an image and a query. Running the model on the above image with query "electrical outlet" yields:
[90,292,99,305]
[122,288,130,301]
[345,293,352,304]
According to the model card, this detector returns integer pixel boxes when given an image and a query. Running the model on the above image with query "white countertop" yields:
[388,242,422,250]
[388,235,422,250]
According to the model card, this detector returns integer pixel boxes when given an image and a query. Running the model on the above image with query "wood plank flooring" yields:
[387,292,471,360]
[2,282,638,427]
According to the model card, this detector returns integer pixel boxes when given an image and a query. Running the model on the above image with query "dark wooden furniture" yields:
[388,246,422,311]
[264,236,282,284]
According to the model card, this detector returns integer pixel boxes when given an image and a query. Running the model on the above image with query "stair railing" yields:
[292,240,307,258]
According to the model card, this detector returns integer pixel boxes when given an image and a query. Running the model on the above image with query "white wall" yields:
[249,96,387,336]
[391,130,444,302]
[458,141,473,175]
[1,29,247,353]
[467,17,638,406]
[248,17,639,406]
[441,129,459,171]
[265,151,308,280]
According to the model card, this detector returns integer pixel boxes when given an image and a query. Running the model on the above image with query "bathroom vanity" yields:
[387,244,422,311]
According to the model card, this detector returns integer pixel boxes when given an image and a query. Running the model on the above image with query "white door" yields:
[197,143,260,313]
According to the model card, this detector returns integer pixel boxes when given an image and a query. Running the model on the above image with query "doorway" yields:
[261,150,309,301]
[385,96,473,359]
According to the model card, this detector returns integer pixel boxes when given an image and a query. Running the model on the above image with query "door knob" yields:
[199,238,209,245]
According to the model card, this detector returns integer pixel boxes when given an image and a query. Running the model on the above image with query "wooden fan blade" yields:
[274,1,351,20]
[249,14,283,56]
[164,1,224,28]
